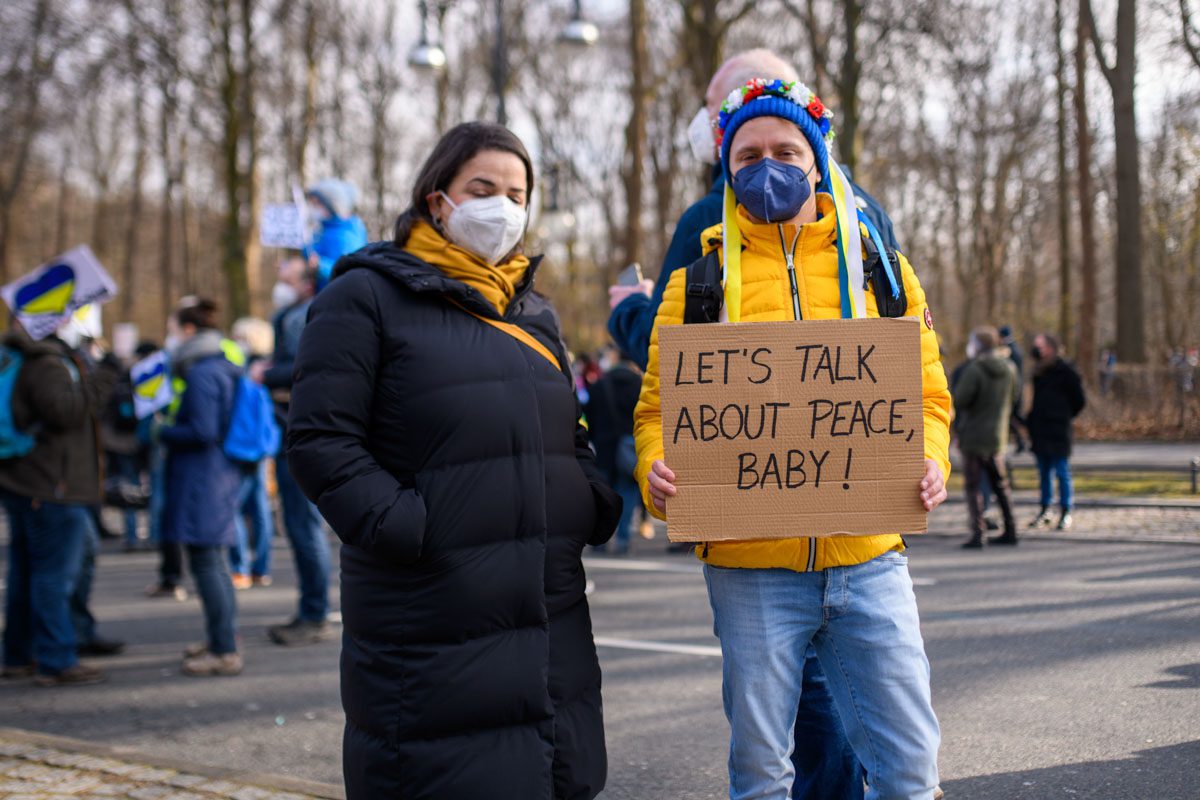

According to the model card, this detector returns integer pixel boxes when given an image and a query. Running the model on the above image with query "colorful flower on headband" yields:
[715,78,836,147]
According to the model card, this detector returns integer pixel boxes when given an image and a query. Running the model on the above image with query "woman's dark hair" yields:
[393,121,535,246]
[175,298,220,331]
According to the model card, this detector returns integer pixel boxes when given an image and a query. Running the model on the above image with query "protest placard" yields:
[658,317,926,542]
[130,350,173,419]
[261,203,309,249]
[1,246,118,341]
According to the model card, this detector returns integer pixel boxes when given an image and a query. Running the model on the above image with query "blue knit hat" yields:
[716,80,835,189]
[712,78,869,322]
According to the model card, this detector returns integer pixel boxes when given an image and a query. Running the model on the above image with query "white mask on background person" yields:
[272,281,300,311]
[687,106,717,165]
[966,337,980,360]
[439,192,528,265]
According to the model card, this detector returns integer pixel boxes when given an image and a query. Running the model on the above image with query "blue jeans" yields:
[705,552,940,800]
[148,443,165,544]
[792,651,864,799]
[230,461,274,577]
[2,496,89,674]
[186,545,238,654]
[70,513,99,644]
[1036,454,1073,511]
[274,451,330,621]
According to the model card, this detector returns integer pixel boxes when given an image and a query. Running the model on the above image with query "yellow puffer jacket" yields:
[633,195,952,572]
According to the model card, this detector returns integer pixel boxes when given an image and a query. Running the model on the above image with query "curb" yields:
[923,530,1200,547]
[0,726,345,799]
[943,495,1200,510]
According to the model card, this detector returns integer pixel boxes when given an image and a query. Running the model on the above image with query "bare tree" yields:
[1054,0,1072,346]
[1075,0,1099,380]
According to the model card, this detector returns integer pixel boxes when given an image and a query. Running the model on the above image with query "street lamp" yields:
[409,1,598,127]
[560,0,599,46]
[408,1,447,70]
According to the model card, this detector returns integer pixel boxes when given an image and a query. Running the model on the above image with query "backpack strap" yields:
[859,213,908,319]
[683,250,724,325]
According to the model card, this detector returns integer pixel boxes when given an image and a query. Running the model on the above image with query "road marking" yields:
[594,636,722,658]
[913,578,937,586]
[583,557,702,574]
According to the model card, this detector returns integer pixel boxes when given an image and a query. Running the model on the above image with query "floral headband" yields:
[714,78,835,148]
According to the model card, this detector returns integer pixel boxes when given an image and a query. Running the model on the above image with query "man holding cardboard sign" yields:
[633,79,951,799]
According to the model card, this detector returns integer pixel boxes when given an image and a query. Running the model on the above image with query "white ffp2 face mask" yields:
[687,107,717,165]
[272,281,300,311]
[439,192,528,265]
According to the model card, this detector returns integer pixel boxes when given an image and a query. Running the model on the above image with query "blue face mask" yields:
[731,158,817,223]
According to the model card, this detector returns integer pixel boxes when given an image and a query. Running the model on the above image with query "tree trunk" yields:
[837,0,863,176]
[239,0,262,318]
[1075,3,1099,381]
[298,0,318,186]
[1054,0,1072,347]
[217,0,250,318]
[121,64,148,322]
[624,0,648,274]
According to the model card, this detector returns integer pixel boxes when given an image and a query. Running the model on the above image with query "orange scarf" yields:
[405,219,530,316]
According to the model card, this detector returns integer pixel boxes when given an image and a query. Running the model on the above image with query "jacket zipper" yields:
[778,225,818,573]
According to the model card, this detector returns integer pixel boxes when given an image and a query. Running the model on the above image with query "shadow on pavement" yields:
[1142,662,1200,690]
[941,740,1200,799]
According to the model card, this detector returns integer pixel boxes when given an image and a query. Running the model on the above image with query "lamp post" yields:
[408,0,598,127]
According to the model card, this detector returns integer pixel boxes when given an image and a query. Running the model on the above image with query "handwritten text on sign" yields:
[658,317,926,542]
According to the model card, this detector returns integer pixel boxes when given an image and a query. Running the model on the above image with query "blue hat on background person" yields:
[305,178,369,291]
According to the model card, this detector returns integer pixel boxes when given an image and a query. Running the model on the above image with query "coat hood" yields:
[4,330,70,360]
[333,240,543,322]
[975,350,1013,379]
[172,329,226,379]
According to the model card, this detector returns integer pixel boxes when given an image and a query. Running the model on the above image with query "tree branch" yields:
[1080,0,1117,87]
[1181,0,1200,71]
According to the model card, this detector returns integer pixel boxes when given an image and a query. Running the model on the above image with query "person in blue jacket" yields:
[605,49,919,800]
[160,299,244,677]
[305,179,369,291]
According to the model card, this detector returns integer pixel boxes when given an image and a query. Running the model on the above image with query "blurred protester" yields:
[1026,333,1086,531]
[1098,348,1116,395]
[950,338,998,531]
[230,317,277,589]
[305,179,369,291]
[287,122,620,799]
[249,255,332,644]
[100,346,147,551]
[952,327,1020,548]
[998,324,1027,453]
[159,299,243,676]
[585,352,643,555]
[0,317,119,685]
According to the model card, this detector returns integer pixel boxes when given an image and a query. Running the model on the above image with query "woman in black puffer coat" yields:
[287,122,620,800]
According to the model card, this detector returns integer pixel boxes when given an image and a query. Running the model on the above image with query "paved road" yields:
[2,524,1198,799]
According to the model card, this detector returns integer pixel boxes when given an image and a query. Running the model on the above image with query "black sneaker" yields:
[961,538,984,549]
[987,534,1018,546]
[78,638,126,657]
[268,618,334,646]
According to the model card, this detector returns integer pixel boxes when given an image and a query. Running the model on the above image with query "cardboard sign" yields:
[1,246,118,340]
[658,317,926,542]
[130,350,173,419]
[261,202,309,249]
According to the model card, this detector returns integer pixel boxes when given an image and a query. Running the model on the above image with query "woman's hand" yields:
[920,459,947,512]
[648,460,677,514]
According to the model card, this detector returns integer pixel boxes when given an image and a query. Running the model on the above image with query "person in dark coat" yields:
[287,122,621,800]
[1024,333,1086,530]
[585,354,644,554]
[160,299,244,676]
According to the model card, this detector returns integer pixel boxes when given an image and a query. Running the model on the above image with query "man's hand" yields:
[248,360,268,384]
[920,459,947,512]
[608,279,654,310]
[647,459,677,514]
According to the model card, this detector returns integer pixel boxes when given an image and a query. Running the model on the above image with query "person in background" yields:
[585,351,644,555]
[249,255,332,645]
[0,316,120,685]
[998,324,1027,453]
[953,327,1020,548]
[159,299,244,676]
[229,317,276,589]
[305,178,369,291]
[1025,333,1086,531]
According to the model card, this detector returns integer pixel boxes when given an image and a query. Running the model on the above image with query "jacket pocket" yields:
[370,487,428,565]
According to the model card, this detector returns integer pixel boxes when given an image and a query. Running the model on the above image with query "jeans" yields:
[705,553,940,800]
[963,453,1016,540]
[2,496,89,675]
[275,451,330,621]
[70,514,99,644]
[231,461,274,577]
[186,545,238,654]
[791,650,865,799]
[1036,454,1073,511]
[148,444,165,544]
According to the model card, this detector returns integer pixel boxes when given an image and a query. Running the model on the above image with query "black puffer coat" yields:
[1027,358,1086,458]
[286,241,620,800]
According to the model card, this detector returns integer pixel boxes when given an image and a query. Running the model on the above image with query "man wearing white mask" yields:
[249,254,333,645]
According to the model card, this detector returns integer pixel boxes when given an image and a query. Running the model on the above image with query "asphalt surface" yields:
[2,517,1198,799]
